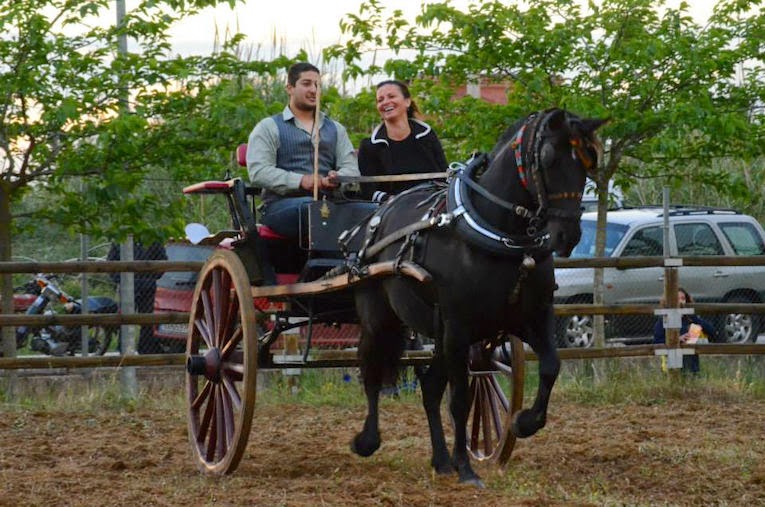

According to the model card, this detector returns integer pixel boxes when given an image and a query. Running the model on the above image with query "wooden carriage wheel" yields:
[465,335,525,466]
[185,249,258,475]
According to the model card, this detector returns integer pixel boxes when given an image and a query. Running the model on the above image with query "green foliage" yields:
[327,0,764,219]
[0,0,303,251]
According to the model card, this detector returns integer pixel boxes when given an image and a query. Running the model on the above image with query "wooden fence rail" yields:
[2,255,765,274]
[2,257,764,372]
[2,257,765,328]
[2,302,765,328]
[1,343,763,371]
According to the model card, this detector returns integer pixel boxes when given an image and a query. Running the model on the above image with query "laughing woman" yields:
[358,80,448,203]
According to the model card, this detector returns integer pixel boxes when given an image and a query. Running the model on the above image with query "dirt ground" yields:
[1,374,763,507]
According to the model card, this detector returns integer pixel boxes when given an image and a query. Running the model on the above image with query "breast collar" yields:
[445,153,551,257]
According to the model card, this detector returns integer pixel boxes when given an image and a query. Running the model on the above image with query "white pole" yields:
[116,0,136,397]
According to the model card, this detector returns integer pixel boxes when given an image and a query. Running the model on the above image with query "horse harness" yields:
[338,110,588,303]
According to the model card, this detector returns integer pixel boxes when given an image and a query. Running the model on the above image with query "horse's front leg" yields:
[416,350,453,475]
[351,373,382,457]
[443,322,483,487]
[512,306,560,438]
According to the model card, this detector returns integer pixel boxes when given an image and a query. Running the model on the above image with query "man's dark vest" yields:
[263,113,338,202]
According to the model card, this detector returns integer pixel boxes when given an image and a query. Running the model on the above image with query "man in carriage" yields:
[245,62,361,243]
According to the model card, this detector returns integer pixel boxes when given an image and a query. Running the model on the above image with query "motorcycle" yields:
[14,274,119,356]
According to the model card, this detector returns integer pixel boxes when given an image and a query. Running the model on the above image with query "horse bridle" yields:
[512,110,595,228]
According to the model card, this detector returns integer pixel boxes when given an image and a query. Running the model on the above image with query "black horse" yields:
[350,108,605,486]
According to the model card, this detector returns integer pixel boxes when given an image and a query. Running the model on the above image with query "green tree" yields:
[0,0,308,355]
[328,0,764,345]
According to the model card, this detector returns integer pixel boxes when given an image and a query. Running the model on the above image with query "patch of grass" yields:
[2,355,763,412]
[548,356,765,406]
[0,371,186,413]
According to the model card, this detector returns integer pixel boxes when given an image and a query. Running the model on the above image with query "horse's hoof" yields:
[432,461,455,475]
[511,409,546,439]
[458,476,485,489]
[350,433,380,458]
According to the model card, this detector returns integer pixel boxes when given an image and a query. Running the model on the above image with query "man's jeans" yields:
[260,197,314,241]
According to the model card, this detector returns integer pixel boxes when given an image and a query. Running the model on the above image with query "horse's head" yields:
[519,109,606,257]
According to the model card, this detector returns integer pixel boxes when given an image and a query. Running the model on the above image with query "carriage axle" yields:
[186,349,222,382]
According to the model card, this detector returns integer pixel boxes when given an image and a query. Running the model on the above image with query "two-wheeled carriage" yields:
[182,145,525,475]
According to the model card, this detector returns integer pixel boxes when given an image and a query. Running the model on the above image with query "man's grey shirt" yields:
[246,106,359,195]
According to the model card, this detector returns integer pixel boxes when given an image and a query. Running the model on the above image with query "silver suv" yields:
[554,206,765,347]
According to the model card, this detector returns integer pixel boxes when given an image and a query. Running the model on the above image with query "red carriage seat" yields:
[235,143,289,242]
[257,224,288,241]
[236,143,247,168]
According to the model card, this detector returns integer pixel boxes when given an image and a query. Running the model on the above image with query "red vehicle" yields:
[153,242,216,352]
[12,293,37,313]
[153,241,361,352]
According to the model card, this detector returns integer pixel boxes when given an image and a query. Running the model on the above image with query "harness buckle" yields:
[534,233,550,247]
[436,212,453,227]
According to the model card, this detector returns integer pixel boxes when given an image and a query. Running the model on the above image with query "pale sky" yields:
[168,0,719,57]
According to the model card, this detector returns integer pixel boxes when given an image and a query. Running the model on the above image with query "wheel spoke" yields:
[219,286,238,351]
[220,382,236,448]
[469,377,481,452]
[212,269,222,343]
[222,374,242,411]
[214,386,226,460]
[199,388,215,444]
[194,317,213,349]
[191,381,212,411]
[489,373,510,413]
[223,361,245,375]
[480,379,494,455]
[205,389,219,461]
[220,324,243,359]
[200,289,215,348]
[491,358,514,376]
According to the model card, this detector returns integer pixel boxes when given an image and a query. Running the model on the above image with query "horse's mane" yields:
[488,116,529,161]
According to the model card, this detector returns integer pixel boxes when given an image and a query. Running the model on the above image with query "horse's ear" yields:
[581,118,609,133]
[546,109,567,130]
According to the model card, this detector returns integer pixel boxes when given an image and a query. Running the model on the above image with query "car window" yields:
[621,226,663,256]
[718,222,765,255]
[569,220,628,258]
[158,244,214,288]
[674,223,724,256]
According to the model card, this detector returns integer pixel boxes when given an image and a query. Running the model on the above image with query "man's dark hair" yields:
[288,62,320,86]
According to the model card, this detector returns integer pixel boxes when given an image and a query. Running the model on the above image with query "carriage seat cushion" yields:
[257,224,288,241]
[237,143,247,167]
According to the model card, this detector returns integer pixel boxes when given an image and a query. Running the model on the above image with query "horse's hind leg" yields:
[512,308,560,438]
[416,350,453,475]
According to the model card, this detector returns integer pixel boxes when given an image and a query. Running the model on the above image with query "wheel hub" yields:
[186,348,222,382]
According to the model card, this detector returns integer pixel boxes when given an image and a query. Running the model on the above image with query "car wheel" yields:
[719,294,760,344]
[556,299,594,348]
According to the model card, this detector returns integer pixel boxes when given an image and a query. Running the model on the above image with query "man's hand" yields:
[300,171,339,192]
